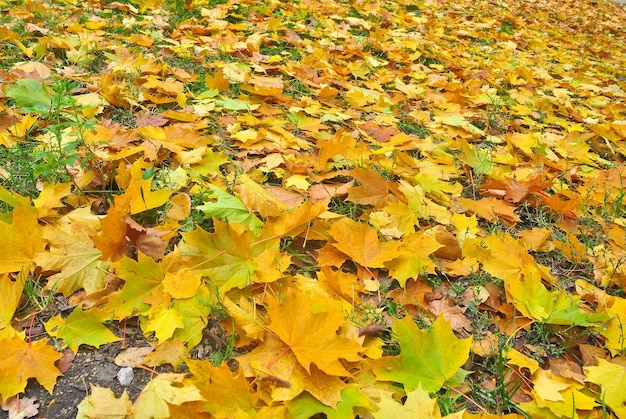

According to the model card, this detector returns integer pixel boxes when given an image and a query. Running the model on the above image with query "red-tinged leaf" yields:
[358,122,401,143]
[346,167,389,208]
[479,176,551,203]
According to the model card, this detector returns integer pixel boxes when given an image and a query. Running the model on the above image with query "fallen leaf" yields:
[329,218,402,268]
[265,286,363,376]
[1,396,39,419]
[372,315,472,392]
[0,335,62,400]
[45,305,120,352]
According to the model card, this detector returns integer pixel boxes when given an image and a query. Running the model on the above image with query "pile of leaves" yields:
[1,0,625,416]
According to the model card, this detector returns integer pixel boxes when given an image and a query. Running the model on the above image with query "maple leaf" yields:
[90,204,130,262]
[385,230,442,287]
[346,167,389,208]
[45,305,120,352]
[179,220,288,295]
[6,78,51,111]
[372,316,472,392]
[0,272,24,330]
[506,266,608,326]
[167,285,215,349]
[131,373,204,419]
[143,340,190,369]
[1,395,40,419]
[223,296,265,342]
[235,174,285,218]
[144,308,185,343]
[108,159,174,216]
[0,206,45,274]
[237,333,348,407]
[35,207,109,296]
[0,335,62,400]
[32,182,71,219]
[265,199,329,237]
[453,197,521,226]
[462,233,533,283]
[186,361,259,417]
[373,385,452,419]
[287,386,374,419]
[584,359,626,418]
[329,218,402,268]
[197,184,263,232]
[76,385,132,419]
[265,286,363,376]
[526,369,597,417]
[103,253,166,319]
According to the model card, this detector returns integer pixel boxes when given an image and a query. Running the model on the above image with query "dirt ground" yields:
[1,324,158,419]
[0,315,231,419]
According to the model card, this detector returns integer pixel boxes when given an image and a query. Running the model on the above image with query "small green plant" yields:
[329,196,369,220]
[470,343,529,417]
[33,80,97,183]
[5,78,97,192]
[0,142,40,205]
[284,78,311,98]
[211,318,235,366]
[20,275,56,315]
[437,391,464,416]
[398,118,429,138]
[525,322,567,360]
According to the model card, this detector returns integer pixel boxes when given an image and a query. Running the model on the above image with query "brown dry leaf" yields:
[1,396,39,419]
[428,298,472,334]
[114,346,154,368]
[454,197,521,225]
[10,61,51,80]
[309,180,354,202]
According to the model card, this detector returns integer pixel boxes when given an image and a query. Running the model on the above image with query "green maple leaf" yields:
[179,220,288,295]
[215,97,258,111]
[6,78,52,111]
[507,266,609,326]
[104,253,166,319]
[131,373,204,419]
[372,315,472,392]
[169,286,214,349]
[45,305,120,352]
[197,185,263,232]
[288,387,374,419]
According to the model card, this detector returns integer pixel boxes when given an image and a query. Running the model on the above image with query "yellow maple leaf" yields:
[0,206,45,274]
[265,286,363,376]
[0,335,62,399]
[329,217,402,268]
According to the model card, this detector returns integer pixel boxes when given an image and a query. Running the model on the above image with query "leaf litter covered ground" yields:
[0,0,626,417]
